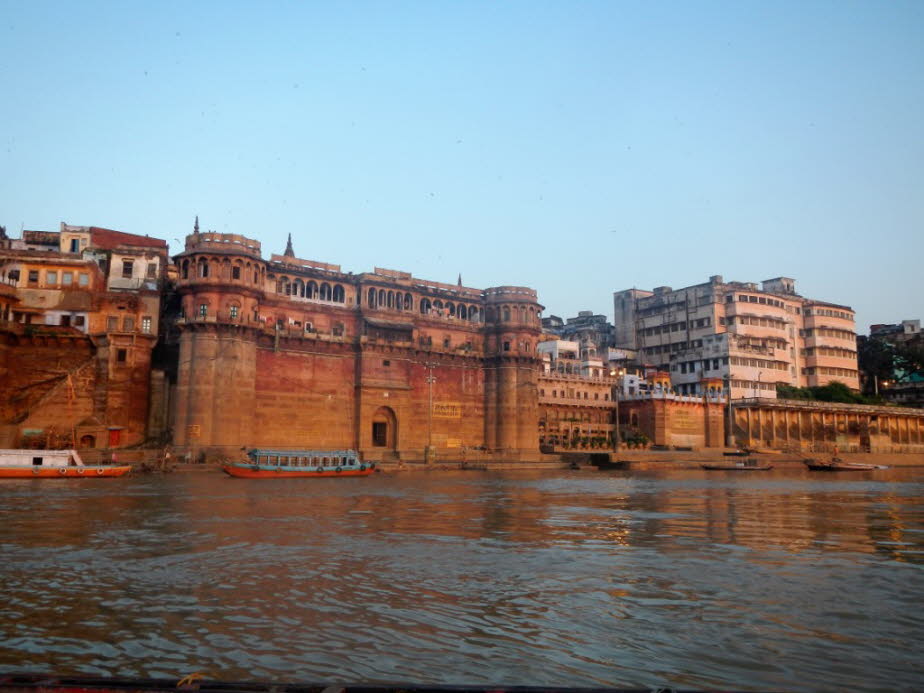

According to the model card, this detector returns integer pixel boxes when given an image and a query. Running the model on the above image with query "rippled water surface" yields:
[1,467,923,691]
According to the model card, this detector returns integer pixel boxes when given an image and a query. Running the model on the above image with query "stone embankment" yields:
[116,448,924,473]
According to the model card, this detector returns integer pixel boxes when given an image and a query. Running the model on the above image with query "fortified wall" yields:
[170,232,544,462]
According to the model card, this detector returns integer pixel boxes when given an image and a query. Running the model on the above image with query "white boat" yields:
[0,449,132,478]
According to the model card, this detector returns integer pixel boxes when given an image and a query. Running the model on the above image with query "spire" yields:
[284,233,295,257]
[194,215,199,234]
[457,273,462,286]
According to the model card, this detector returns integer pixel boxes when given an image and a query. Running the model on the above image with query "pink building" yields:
[613,276,860,399]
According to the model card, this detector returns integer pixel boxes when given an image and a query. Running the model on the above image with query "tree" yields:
[857,335,895,394]
[893,342,924,382]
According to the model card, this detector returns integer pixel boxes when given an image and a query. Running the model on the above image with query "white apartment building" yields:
[613,275,860,399]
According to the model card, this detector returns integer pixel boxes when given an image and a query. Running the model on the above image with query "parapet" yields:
[483,286,539,303]
[184,232,262,258]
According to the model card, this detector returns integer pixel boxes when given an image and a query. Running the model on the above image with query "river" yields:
[1,467,922,691]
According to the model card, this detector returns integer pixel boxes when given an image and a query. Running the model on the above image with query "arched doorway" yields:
[371,406,397,449]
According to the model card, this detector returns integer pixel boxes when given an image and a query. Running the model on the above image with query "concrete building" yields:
[614,275,860,399]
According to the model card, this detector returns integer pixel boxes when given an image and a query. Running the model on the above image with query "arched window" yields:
[395,294,402,311]
[293,279,304,297]
[182,260,189,279]
[368,288,376,308]
[404,293,413,310]
[387,291,394,309]
[503,306,511,322]
[520,307,526,322]
[420,298,432,314]
[332,284,344,302]
[458,304,467,320]
[320,283,332,300]
[469,307,479,323]
[446,302,455,317]
[378,289,386,307]
[306,281,317,299]
[198,258,209,278]
[486,307,495,322]
[433,300,443,314]
[333,322,344,336]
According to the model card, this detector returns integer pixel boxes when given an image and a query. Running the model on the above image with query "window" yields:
[232,266,241,280]
[141,316,152,333]
[147,263,157,278]
[229,305,239,320]
[70,238,80,253]
[107,316,118,331]
[116,349,127,363]
[199,304,208,318]
[503,341,510,351]
[28,270,39,284]
[383,360,390,367]
[122,260,133,278]
[78,272,87,286]
[74,316,85,327]
[47,271,57,285]
[123,317,134,331]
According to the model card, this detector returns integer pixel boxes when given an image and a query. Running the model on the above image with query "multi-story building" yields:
[614,275,860,399]
[0,223,168,449]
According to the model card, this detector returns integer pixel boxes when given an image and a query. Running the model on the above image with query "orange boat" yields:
[0,449,132,478]
[222,448,375,478]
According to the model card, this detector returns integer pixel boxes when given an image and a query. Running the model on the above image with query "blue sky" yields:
[2,1,922,332]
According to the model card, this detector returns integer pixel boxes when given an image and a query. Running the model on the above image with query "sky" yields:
[2,1,922,332]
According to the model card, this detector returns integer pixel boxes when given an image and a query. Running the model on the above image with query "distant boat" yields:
[222,448,374,478]
[701,459,773,471]
[803,458,885,471]
[0,449,131,478]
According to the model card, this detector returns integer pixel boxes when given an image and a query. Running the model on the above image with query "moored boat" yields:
[803,458,885,471]
[701,459,773,471]
[0,449,132,478]
[222,448,374,478]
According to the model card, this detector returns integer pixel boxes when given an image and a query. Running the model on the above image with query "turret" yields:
[482,286,543,456]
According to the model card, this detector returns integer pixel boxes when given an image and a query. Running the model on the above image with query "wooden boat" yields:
[803,458,886,471]
[701,458,773,471]
[0,449,132,478]
[222,448,375,478]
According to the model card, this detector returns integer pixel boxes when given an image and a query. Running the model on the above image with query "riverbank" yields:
[158,448,924,474]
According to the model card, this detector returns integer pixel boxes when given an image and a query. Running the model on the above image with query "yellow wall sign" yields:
[187,424,201,439]
[433,402,462,418]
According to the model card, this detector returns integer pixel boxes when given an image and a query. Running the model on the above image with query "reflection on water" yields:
[1,468,922,691]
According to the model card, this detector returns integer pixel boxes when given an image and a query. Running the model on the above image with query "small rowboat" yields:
[0,449,131,478]
[222,448,374,478]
